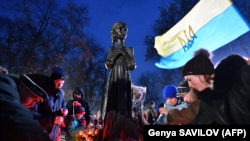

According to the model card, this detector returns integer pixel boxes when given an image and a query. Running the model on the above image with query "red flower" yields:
[73,101,82,106]
[81,120,86,126]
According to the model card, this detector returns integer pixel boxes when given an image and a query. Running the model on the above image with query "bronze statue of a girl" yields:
[103,21,138,141]
[105,21,136,118]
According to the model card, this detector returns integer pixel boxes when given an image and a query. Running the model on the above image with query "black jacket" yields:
[191,55,250,125]
[0,73,51,141]
[66,86,92,124]
[30,89,67,134]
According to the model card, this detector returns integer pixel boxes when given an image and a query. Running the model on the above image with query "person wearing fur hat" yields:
[154,85,188,125]
[67,86,92,125]
[65,101,86,141]
[159,81,200,125]
[178,48,250,124]
[0,71,55,141]
[30,66,68,141]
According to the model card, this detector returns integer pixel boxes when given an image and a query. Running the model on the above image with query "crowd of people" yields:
[158,48,250,125]
[140,48,250,126]
[0,66,99,141]
[1,48,250,141]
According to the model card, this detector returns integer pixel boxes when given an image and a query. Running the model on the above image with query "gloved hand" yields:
[81,120,86,126]
[159,107,169,115]
[54,116,64,125]
[73,101,81,107]
[60,108,68,117]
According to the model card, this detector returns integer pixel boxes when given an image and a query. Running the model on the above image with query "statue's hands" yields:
[106,59,114,69]
[109,59,115,65]
[118,48,126,56]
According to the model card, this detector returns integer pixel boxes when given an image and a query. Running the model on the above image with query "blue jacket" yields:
[30,88,67,138]
[154,98,188,125]
[65,116,86,141]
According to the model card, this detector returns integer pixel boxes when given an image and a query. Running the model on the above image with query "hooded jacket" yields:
[0,73,51,141]
[67,87,92,124]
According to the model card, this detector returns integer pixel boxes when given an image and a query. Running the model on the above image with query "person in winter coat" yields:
[154,85,188,125]
[30,67,68,141]
[162,85,188,110]
[144,101,157,125]
[159,80,200,125]
[65,101,87,141]
[182,48,250,124]
[67,86,92,125]
[0,70,55,141]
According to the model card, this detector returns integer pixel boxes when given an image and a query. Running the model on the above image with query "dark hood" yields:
[72,86,84,100]
[213,54,247,99]
[0,73,19,100]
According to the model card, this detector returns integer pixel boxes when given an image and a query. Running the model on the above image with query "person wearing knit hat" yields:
[50,66,65,80]
[182,48,214,92]
[31,66,68,141]
[182,48,214,76]
[158,86,199,125]
[0,72,54,140]
[65,102,86,141]
[162,85,188,108]
[162,85,177,99]
[67,86,92,125]
[72,101,86,118]
[50,66,65,89]
[177,49,250,125]
[154,85,188,125]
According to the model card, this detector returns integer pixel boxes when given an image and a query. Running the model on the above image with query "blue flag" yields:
[154,0,250,69]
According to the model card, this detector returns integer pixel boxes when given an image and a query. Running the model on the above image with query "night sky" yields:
[0,0,172,82]
[80,0,171,83]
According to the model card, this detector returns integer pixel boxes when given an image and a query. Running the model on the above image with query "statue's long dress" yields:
[102,45,137,141]
[104,45,136,118]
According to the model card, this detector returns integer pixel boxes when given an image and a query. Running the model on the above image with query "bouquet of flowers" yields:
[76,123,100,141]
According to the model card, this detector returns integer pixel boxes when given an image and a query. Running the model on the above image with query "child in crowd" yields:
[159,81,200,125]
[65,101,86,141]
[154,85,188,125]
